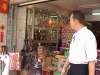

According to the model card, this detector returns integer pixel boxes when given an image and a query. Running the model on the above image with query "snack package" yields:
[9,52,21,70]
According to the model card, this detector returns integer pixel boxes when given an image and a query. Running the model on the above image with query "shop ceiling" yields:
[10,0,100,15]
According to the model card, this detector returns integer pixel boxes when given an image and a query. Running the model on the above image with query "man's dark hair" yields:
[71,10,85,25]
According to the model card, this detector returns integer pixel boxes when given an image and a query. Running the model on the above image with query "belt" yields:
[70,63,88,65]
[70,62,88,64]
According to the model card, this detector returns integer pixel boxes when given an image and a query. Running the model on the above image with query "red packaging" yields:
[9,52,21,70]
[42,70,53,75]
[0,0,9,13]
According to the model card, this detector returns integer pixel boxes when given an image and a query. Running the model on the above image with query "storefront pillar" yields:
[7,4,18,75]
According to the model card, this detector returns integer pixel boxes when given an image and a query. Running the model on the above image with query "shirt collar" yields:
[74,26,87,37]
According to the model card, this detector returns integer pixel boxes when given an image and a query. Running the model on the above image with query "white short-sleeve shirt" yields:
[69,26,97,64]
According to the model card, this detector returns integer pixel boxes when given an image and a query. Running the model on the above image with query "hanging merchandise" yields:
[8,52,21,70]
[21,39,41,75]
[95,50,100,75]
[0,0,9,13]
[21,50,41,75]
[60,23,75,54]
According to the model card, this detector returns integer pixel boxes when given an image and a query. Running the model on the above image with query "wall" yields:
[85,15,100,37]
[16,7,26,52]
[85,15,100,21]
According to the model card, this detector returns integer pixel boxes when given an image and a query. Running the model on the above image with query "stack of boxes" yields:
[53,57,67,75]
[58,57,67,71]
[41,57,54,75]
[52,58,58,69]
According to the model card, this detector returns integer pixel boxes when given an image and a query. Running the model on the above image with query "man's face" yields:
[69,14,76,30]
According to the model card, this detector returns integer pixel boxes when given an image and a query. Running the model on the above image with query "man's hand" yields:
[61,69,66,75]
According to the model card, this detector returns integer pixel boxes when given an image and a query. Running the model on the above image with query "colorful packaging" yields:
[9,52,21,70]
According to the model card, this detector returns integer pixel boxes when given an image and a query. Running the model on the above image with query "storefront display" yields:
[96,50,100,75]
[60,21,75,55]
[34,8,58,41]
[21,7,69,75]
[25,7,69,52]
[0,1,100,75]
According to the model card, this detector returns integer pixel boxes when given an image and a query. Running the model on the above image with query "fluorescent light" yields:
[79,4,100,8]
[51,16,57,17]
[92,13,100,15]
[18,0,55,7]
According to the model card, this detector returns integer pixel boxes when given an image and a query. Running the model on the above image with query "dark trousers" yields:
[67,63,89,75]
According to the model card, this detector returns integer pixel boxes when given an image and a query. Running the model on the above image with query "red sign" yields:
[0,32,4,43]
[0,0,9,13]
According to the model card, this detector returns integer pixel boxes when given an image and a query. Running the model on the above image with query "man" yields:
[61,10,97,75]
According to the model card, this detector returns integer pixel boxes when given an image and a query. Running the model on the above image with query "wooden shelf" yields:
[34,25,58,29]
[33,40,59,43]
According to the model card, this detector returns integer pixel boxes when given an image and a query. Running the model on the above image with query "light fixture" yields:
[79,4,100,8]
[50,16,57,17]
[18,0,56,7]
[92,13,100,15]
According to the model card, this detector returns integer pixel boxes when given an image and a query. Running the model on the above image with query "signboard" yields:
[0,0,9,13]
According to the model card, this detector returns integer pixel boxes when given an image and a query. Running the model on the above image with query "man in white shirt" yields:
[61,10,97,75]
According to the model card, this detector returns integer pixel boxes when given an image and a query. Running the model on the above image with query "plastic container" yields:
[64,51,69,56]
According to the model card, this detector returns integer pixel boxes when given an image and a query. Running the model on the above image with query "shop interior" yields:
[0,0,100,75]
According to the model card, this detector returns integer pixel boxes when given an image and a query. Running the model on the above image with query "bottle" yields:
[37,43,45,59]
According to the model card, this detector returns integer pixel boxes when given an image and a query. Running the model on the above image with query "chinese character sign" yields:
[0,0,9,13]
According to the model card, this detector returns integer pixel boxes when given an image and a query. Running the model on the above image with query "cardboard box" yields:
[18,70,30,75]
[45,57,53,66]
[42,67,53,75]
[58,57,67,71]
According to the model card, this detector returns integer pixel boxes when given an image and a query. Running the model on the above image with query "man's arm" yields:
[61,57,70,75]
[2,63,10,75]
[88,61,96,75]
[2,55,10,75]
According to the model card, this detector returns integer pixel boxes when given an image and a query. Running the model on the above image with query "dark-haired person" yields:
[61,10,97,75]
